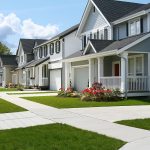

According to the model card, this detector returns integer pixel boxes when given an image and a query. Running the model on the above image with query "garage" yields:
[74,67,89,91]
[50,69,62,91]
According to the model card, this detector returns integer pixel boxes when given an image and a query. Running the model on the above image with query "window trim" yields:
[128,54,144,77]
[55,41,61,54]
[50,43,54,55]
[128,17,141,36]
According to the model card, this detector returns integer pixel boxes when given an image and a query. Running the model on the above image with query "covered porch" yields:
[65,51,150,97]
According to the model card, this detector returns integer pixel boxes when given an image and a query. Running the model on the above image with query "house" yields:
[63,0,150,97]
[12,39,47,87]
[28,24,82,90]
[0,55,17,87]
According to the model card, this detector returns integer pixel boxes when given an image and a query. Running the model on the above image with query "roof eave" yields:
[112,10,146,25]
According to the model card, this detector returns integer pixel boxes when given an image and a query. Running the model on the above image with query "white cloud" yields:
[22,19,59,39]
[0,13,60,51]
[0,13,21,40]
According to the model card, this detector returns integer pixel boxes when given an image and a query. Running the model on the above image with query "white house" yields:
[12,39,47,87]
[32,24,82,90]
[63,0,150,97]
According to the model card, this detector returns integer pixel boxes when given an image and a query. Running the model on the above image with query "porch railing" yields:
[100,77,121,89]
[42,77,48,86]
[127,76,149,92]
[100,76,150,92]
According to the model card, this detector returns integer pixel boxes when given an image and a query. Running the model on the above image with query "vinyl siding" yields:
[82,6,108,33]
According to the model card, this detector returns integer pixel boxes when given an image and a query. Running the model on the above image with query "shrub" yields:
[58,87,77,97]
[81,83,121,102]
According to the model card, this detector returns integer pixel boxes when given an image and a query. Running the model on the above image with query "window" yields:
[128,55,144,76]
[50,43,54,55]
[39,47,43,58]
[93,6,95,13]
[97,30,99,39]
[129,19,141,36]
[90,33,92,39]
[55,41,60,54]
[104,28,108,40]
[44,45,48,57]
[83,35,86,48]
[34,51,37,59]
[100,30,104,40]
[94,33,97,39]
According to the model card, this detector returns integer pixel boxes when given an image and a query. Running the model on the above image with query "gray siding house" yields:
[64,0,150,97]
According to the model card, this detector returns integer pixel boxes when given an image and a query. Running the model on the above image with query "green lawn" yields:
[0,88,17,92]
[0,98,26,113]
[116,119,150,130]
[0,123,125,150]
[24,96,150,108]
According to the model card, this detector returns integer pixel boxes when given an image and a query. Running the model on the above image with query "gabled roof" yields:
[121,3,150,19]
[51,24,79,40]
[92,0,143,22]
[65,32,150,61]
[34,24,79,48]
[17,39,47,55]
[0,55,17,66]
[25,57,49,68]
[101,32,150,52]
[90,40,114,52]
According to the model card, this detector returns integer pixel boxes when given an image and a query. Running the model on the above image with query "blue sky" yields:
[0,0,149,53]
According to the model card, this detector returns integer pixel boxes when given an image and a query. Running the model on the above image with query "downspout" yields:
[117,54,128,99]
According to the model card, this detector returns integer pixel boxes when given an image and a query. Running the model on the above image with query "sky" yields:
[0,0,149,54]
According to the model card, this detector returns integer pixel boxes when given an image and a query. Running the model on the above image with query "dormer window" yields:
[44,45,48,57]
[129,18,141,36]
[55,41,60,54]
[50,43,54,55]
[39,47,43,58]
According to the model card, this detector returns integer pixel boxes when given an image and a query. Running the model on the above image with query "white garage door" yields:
[74,67,89,91]
[50,69,61,91]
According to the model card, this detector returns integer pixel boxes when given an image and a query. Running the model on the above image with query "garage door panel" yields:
[74,67,89,91]
[50,69,61,91]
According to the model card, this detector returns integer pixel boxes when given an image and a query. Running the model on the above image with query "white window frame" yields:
[128,18,141,36]
[128,54,144,77]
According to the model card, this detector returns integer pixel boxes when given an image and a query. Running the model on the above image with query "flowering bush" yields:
[81,82,121,101]
[58,87,79,97]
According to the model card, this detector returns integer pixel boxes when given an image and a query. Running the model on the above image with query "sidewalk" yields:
[0,93,150,149]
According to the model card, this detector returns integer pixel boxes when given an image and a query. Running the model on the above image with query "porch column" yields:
[39,65,43,86]
[120,52,128,93]
[97,57,104,83]
[89,59,94,87]
[148,53,150,91]
[65,62,71,89]
[147,13,150,32]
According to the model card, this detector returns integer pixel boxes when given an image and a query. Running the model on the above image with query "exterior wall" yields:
[113,15,148,40]
[104,56,120,76]
[50,40,63,62]
[64,30,82,58]
[18,43,26,67]
[3,66,13,87]
[82,5,108,33]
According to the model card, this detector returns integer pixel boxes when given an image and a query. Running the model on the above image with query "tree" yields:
[0,42,12,55]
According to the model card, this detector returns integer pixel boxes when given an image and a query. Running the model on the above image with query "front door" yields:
[113,62,120,76]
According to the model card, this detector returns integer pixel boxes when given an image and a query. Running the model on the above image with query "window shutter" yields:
[126,23,129,37]
[140,18,143,33]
